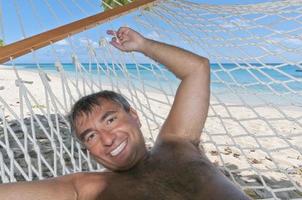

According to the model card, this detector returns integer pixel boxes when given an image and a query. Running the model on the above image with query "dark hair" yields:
[68,90,130,139]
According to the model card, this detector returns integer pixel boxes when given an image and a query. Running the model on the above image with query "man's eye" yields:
[107,116,117,125]
[86,133,96,143]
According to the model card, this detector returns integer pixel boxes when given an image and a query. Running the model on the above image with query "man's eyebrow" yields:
[78,111,117,142]
[100,110,117,122]
[79,129,93,142]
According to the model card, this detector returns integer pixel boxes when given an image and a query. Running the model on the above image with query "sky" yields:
[0,0,300,64]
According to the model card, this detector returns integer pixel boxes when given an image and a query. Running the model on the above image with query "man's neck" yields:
[122,150,151,174]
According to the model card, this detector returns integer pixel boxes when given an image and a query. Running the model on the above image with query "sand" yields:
[0,65,301,198]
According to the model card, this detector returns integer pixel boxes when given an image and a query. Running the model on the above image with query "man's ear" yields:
[129,107,141,127]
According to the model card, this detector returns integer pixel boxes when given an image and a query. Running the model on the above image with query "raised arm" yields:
[108,27,210,146]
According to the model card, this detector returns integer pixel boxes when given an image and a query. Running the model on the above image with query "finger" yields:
[117,27,130,37]
[111,37,121,46]
[109,40,125,51]
[118,27,130,33]
[106,30,116,36]
[111,37,121,44]
[108,30,122,43]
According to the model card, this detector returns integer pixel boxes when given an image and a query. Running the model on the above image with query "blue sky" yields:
[1,0,274,44]
[1,0,300,63]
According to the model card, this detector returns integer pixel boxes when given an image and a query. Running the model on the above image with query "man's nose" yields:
[100,130,116,146]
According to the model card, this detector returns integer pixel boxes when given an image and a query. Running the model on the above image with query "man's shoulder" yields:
[156,131,202,147]
[76,170,108,181]
[154,135,201,149]
[152,135,203,158]
[73,171,111,200]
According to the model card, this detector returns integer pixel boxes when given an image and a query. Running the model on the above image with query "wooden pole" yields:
[0,0,157,64]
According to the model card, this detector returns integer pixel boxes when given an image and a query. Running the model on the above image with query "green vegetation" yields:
[102,0,151,11]
[0,39,3,46]
[102,0,136,11]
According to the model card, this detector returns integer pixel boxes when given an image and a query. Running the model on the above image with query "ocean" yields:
[9,63,302,98]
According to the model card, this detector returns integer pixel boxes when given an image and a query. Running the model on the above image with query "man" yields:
[0,27,250,200]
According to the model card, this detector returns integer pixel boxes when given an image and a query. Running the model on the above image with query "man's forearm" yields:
[139,38,209,80]
[0,176,77,200]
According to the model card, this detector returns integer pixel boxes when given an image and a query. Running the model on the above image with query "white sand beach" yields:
[0,65,301,198]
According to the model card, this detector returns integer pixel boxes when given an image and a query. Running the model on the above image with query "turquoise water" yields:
[10,63,302,94]
[13,63,175,81]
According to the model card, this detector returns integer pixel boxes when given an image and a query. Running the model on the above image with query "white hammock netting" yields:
[0,0,301,199]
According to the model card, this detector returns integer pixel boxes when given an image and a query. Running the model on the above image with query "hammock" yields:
[0,0,301,199]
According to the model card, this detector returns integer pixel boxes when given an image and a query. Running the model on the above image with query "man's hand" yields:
[107,27,145,52]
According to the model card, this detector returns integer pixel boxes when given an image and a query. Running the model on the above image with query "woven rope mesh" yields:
[0,0,301,199]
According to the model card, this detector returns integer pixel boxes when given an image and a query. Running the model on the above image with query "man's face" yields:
[75,99,147,171]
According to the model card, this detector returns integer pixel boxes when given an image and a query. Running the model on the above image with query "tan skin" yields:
[0,27,250,200]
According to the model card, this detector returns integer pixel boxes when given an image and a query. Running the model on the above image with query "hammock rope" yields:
[0,0,301,199]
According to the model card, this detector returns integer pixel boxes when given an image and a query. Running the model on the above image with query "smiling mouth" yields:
[110,140,127,157]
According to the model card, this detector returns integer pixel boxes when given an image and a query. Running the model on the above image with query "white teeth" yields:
[110,141,127,157]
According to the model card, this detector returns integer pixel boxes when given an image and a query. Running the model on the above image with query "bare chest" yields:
[99,142,214,200]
